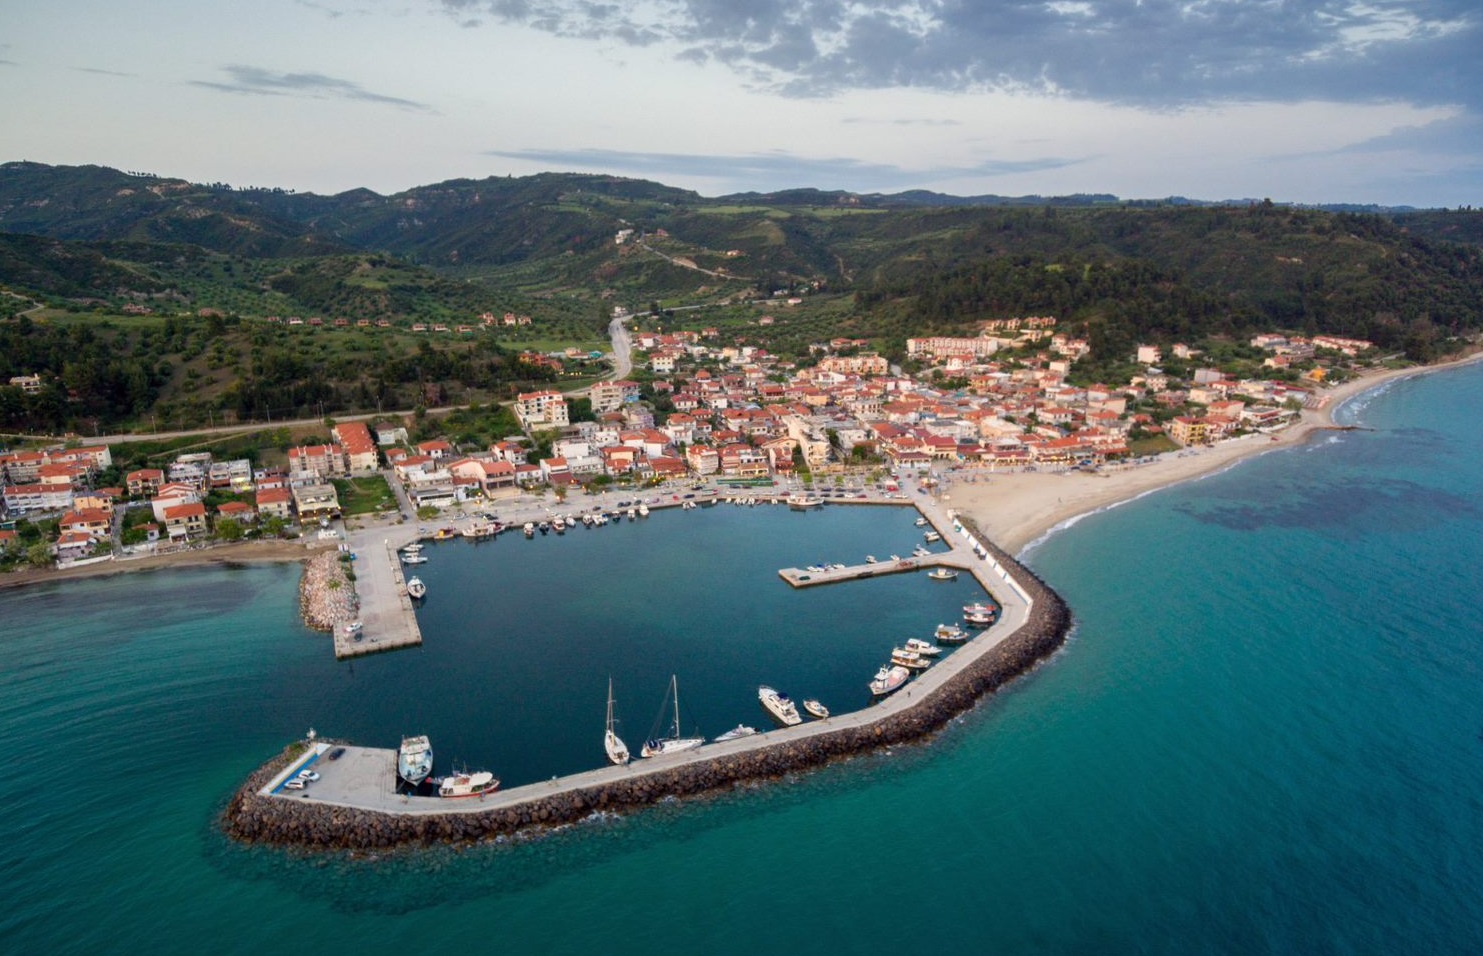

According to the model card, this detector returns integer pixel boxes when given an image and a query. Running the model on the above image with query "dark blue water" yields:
[3,365,1482,954]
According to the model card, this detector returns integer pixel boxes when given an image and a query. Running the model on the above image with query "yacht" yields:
[397,735,434,786]
[432,769,500,798]
[712,725,758,743]
[405,576,427,599]
[802,698,830,719]
[869,664,910,697]
[641,676,706,757]
[903,637,942,657]
[758,685,802,726]
[604,678,630,766]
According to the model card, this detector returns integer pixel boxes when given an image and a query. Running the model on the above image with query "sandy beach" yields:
[947,353,1483,556]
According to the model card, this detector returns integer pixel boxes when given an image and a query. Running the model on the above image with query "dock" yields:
[332,538,423,659]
[778,551,963,587]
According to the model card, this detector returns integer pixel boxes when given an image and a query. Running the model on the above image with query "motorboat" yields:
[638,503,649,517]
[461,522,498,539]
[802,699,830,719]
[712,725,758,743]
[641,675,706,757]
[604,678,630,765]
[758,685,802,726]
[869,664,910,697]
[865,555,878,564]
[927,568,958,581]
[397,734,434,786]
[432,769,500,798]
[934,623,969,645]
[400,542,423,553]
[786,493,822,510]
[923,530,942,543]
[401,552,428,564]
[405,576,427,599]
[963,601,999,626]
[523,522,535,538]
[903,638,942,657]
[890,647,932,671]
[912,545,931,557]
[914,517,928,527]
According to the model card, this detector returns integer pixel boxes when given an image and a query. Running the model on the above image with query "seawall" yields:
[222,536,1072,850]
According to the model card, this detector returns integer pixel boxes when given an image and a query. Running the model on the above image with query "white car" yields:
[283,779,306,790]
[297,770,320,782]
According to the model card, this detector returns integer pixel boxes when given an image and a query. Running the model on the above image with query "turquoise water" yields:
[3,365,1483,953]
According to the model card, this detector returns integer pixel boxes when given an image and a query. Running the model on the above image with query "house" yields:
[333,422,380,472]
[3,483,74,516]
[162,501,208,540]
[215,500,257,524]
[59,508,112,538]
[514,390,569,429]
[291,482,342,522]
[55,530,96,560]
[287,444,347,478]
[447,458,517,496]
[255,486,294,521]
[374,422,409,446]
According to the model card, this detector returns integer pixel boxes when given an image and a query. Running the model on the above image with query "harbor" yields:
[226,491,1065,846]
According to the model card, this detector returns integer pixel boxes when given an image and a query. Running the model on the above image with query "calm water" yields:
[3,365,1482,954]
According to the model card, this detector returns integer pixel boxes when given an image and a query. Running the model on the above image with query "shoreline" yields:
[948,352,1483,557]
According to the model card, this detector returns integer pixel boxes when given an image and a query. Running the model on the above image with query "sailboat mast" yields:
[671,674,681,739]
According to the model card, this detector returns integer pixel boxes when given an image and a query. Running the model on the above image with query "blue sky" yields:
[3,0,1478,205]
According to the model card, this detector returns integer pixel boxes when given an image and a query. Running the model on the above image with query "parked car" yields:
[297,770,320,781]
[327,747,346,761]
[283,779,306,790]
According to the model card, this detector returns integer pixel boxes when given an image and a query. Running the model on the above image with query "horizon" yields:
[4,1,1479,208]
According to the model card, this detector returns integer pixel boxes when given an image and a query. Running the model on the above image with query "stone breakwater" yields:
[223,543,1072,850]
[299,551,356,633]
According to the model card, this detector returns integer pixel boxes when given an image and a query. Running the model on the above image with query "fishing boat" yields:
[890,647,932,671]
[869,664,910,697]
[903,637,942,657]
[401,552,428,564]
[640,675,705,757]
[397,734,434,786]
[923,530,942,543]
[405,576,427,599]
[433,527,457,541]
[963,601,998,626]
[803,698,830,719]
[523,522,535,538]
[461,522,497,539]
[934,623,968,645]
[927,567,958,581]
[604,678,630,766]
[758,685,802,726]
[786,493,822,510]
[713,725,758,742]
[432,769,500,798]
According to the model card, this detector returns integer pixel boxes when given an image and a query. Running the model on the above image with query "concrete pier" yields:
[332,539,423,659]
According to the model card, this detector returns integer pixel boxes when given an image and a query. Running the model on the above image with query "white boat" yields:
[865,555,878,564]
[397,734,434,786]
[758,685,802,726]
[889,554,901,561]
[433,769,500,798]
[912,545,931,557]
[802,698,830,719]
[401,553,428,564]
[963,601,998,626]
[405,576,427,599]
[461,522,498,539]
[523,522,535,538]
[934,623,968,645]
[641,675,705,758]
[786,493,822,510]
[638,503,650,517]
[400,542,423,553]
[923,530,942,543]
[927,568,958,581]
[914,517,928,527]
[903,638,942,657]
[890,647,932,671]
[552,516,566,532]
[869,664,911,697]
[604,678,630,766]
[713,724,758,742]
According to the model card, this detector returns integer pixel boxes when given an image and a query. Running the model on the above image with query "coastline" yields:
[948,352,1483,557]
[0,538,326,591]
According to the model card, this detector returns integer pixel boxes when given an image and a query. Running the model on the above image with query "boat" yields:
[433,527,457,541]
[914,517,928,527]
[912,545,931,557]
[552,516,566,532]
[786,493,823,510]
[869,664,910,697]
[865,555,878,564]
[405,576,427,599]
[604,678,630,766]
[713,725,758,742]
[432,768,500,798]
[461,522,498,539]
[934,623,968,644]
[538,521,550,535]
[890,647,932,671]
[397,734,434,786]
[640,675,706,757]
[903,637,942,657]
[638,503,649,517]
[401,552,428,564]
[927,568,958,581]
[400,542,423,553]
[889,554,901,561]
[923,530,942,543]
[802,698,830,719]
[523,522,535,538]
[963,601,999,626]
[758,685,802,726]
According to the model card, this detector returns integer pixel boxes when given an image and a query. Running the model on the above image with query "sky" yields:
[2,0,1479,206]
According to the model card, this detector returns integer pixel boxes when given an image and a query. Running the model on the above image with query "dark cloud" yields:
[439,1,1482,110]
[484,145,1084,191]
[190,65,434,112]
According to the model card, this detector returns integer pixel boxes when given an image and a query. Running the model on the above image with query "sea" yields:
[3,362,1481,955]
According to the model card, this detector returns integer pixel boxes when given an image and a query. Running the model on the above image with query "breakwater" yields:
[222,539,1071,850]
[299,550,356,633]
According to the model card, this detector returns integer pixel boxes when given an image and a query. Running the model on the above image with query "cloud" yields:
[190,65,435,112]
[484,145,1084,192]
[438,1,1483,111]
[74,66,137,77]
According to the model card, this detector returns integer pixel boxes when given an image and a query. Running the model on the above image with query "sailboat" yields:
[640,675,705,758]
[604,678,630,765]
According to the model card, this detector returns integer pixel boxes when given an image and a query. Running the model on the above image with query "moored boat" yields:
[401,552,428,564]
[927,567,958,581]
[890,647,932,671]
[869,664,910,697]
[604,678,630,766]
[397,734,434,786]
[713,724,758,742]
[903,637,942,657]
[758,685,802,726]
[432,769,499,798]
[963,601,998,626]
[786,493,822,510]
[641,675,705,757]
[934,623,968,644]
[923,530,942,543]
[523,522,535,538]
[638,503,650,517]
[405,576,427,599]
[914,516,928,527]
[803,698,830,719]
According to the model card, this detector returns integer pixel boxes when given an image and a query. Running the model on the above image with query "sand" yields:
[946,353,1483,556]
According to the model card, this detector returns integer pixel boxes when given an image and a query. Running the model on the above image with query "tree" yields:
[25,542,53,568]
[214,517,245,542]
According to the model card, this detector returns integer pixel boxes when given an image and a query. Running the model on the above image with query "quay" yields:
[778,551,962,587]
[226,490,1067,848]
[331,538,422,659]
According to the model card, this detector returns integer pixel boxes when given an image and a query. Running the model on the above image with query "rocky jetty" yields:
[224,539,1072,850]
[299,550,356,633]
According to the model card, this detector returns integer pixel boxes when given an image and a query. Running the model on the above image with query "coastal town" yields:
[0,316,1379,573]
